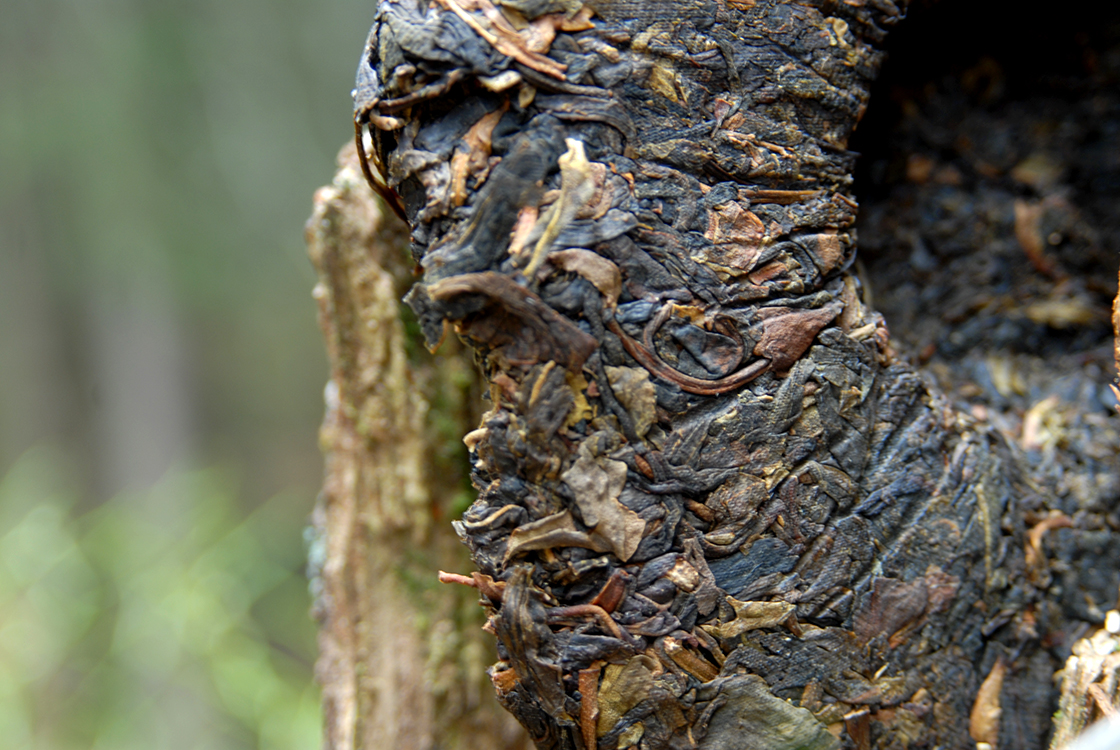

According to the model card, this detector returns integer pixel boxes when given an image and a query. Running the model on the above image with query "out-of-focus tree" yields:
[0,0,374,747]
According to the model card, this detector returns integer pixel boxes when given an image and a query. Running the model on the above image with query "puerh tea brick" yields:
[348,1,1120,747]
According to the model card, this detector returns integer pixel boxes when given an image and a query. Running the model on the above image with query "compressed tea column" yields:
[354,2,1081,748]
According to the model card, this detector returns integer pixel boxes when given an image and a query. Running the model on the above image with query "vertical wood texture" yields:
[307,144,530,750]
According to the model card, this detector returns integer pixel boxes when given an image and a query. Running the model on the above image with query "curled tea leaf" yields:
[560,440,645,561]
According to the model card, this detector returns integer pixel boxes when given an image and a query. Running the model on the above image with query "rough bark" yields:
[327,1,1120,749]
[306,145,530,750]
[1050,626,1120,749]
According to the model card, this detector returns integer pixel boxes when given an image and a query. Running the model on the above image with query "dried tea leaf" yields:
[450,104,507,206]
[561,441,645,561]
[575,161,612,220]
[605,365,656,437]
[549,248,622,308]
[565,370,595,427]
[428,271,598,371]
[519,8,594,52]
[703,200,765,245]
[618,722,645,749]
[854,577,930,644]
[507,205,539,261]
[696,674,839,750]
[753,303,843,372]
[804,231,847,276]
[504,510,610,561]
[663,636,719,681]
[478,69,522,91]
[525,139,597,276]
[597,655,657,736]
[494,568,569,718]
[495,0,583,20]
[435,0,568,80]
[969,659,1006,746]
[663,556,699,592]
[694,201,767,275]
[701,598,797,640]
[648,60,679,102]
[578,664,601,749]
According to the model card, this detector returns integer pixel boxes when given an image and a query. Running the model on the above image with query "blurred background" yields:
[0,0,377,747]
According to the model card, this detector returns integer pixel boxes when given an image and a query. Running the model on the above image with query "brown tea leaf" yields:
[597,655,656,736]
[561,441,645,561]
[519,7,594,52]
[697,674,839,750]
[969,659,1006,746]
[663,636,719,681]
[579,664,601,750]
[549,248,622,308]
[753,302,843,372]
[450,104,507,206]
[564,370,595,427]
[434,0,567,80]
[604,365,656,437]
[428,271,598,371]
[854,577,930,644]
[525,139,597,276]
[701,598,797,640]
[504,510,610,561]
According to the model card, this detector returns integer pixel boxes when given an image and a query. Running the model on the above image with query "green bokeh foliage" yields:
[0,0,379,746]
[0,447,319,750]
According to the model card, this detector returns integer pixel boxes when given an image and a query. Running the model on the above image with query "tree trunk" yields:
[329,1,1120,748]
[306,147,530,750]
